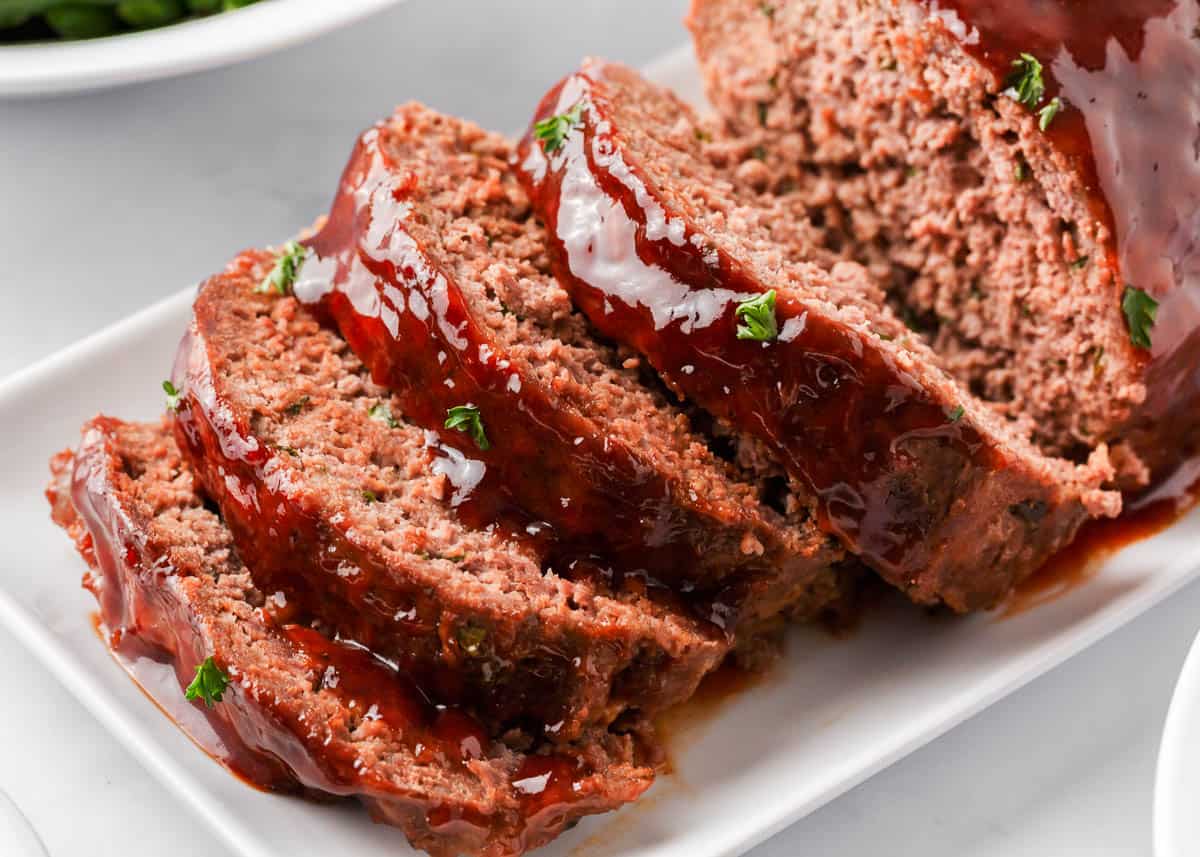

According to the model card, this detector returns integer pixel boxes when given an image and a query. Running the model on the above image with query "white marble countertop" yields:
[0,2,1190,854]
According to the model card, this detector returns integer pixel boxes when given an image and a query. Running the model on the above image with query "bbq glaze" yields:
[297,122,818,594]
[57,419,634,857]
[921,0,1200,475]
[171,263,728,742]
[517,65,1108,611]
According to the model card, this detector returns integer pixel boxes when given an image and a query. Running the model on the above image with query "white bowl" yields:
[0,0,401,97]
[1154,628,1200,856]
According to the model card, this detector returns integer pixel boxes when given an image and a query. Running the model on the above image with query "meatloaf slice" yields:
[517,59,1120,612]
[46,417,651,857]
[172,254,728,743]
[688,0,1200,489]
[297,103,853,618]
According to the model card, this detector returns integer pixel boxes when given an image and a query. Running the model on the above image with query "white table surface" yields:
[0,2,1191,854]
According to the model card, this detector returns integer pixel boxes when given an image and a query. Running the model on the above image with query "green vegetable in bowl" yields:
[45,5,118,38]
[116,0,185,29]
[0,0,262,41]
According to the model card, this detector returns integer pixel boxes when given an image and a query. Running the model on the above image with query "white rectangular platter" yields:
[2,45,1199,857]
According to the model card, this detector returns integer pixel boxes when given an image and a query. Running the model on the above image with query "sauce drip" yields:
[1003,473,1200,617]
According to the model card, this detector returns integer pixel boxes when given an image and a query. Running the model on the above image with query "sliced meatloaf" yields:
[296,103,855,619]
[689,0,1200,489]
[47,417,650,857]
[517,59,1120,612]
[172,254,732,743]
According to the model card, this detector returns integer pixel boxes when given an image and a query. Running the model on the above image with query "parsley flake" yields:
[368,402,400,429]
[1037,96,1063,131]
[256,241,308,296]
[445,404,490,451]
[362,489,378,504]
[947,405,965,423]
[1122,286,1158,350]
[456,623,488,656]
[185,657,229,709]
[162,380,183,412]
[734,290,778,341]
[1070,255,1089,270]
[533,101,584,154]
[1005,53,1045,109]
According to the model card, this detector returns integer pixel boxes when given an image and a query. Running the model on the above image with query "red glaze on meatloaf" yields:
[517,59,1120,611]
[47,418,652,857]
[172,254,728,743]
[689,0,1200,492]
[297,104,855,618]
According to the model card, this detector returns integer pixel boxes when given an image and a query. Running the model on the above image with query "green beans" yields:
[116,0,184,29]
[0,0,262,41]
[45,4,118,38]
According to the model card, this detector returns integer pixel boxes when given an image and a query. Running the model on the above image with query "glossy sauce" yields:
[296,123,795,591]
[65,422,611,851]
[169,306,592,737]
[920,1,1200,441]
[517,67,1084,612]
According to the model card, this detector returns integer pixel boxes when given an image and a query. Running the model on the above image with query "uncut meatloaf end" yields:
[689,0,1200,490]
[172,254,729,743]
[47,417,652,857]
[517,59,1120,611]
[297,102,857,628]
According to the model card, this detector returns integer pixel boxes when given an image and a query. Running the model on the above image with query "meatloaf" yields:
[689,0,1200,490]
[172,253,730,743]
[297,103,856,620]
[517,59,1120,611]
[47,417,651,857]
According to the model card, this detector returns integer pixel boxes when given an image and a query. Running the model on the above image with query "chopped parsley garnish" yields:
[456,623,488,656]
[1122,286,1159,350]
[445,404,490,451]
[285,395,310,415]
[362,489,378,504]
[368,402,400,429]
[162,380,183,412]
[533,101,584,154]
[757,102,769,127]
[1070,255,1089,270]
[256,240,308,296]
[947,405,965,423]
[734,290,778,341]
[1005,53,1045,109]
[184,657,229,709]
[1014,158,1028,182]
[759,1,775,18]
[1037,96,1063,131]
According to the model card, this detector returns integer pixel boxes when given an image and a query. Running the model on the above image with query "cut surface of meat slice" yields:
[688,0,1200,491]
[295,103,855,624]
[517,59,1120,611]
[172,256,726,743]
[47,417,652,857]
